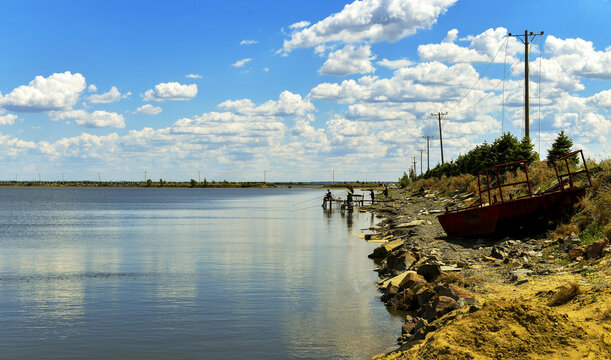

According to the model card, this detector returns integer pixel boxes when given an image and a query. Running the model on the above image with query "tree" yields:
[146,179,153,187]
[547,130,576,165]
[398,172,410,188]
[203,178,208,187]
[159,178,164,187]
[514,136,538,164]
[190,179,198,187]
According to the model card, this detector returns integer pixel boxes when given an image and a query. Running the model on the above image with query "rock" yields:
[415,287,436,307]
[402,317,417,335]
[510,268,533,282]
[379,271,415,289]
[416,263,442,282]
[491,246,508,260]
[398,272,427,289]
[381,285,400,301]
[585,237,609,259]
[369,239,404,258]
[395,220,425,228]
[483,256,501,262]
[568,246,586,260]
[516,278,529,285]
[435,283,474,301]
[421,295,456,321]
[454,297,479,309]
[394,252,418,272]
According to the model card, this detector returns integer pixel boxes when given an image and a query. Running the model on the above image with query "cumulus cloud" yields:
[87,86,130,103]
[282,0,457,53]
[377,58,413,69]
[49,110,125,128]
[142,82,198,102]
[232,58,252,68]
[418,27,522,63]
[319,45,376,76]
[289,21,310,30]
[218,90,314,116]
[135,104,163,115]
[0,71,86,112]
[88,84,98,93]
[0,113,17,125]
[545,35,611,80]
[240,40,258,45]
[185,73,203,79]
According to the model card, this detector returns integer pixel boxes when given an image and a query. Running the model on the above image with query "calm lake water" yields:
[0,187,402,359]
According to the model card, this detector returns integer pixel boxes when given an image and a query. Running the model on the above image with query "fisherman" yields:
[369,189,375,204]
[346,185,354,208]
[322,189,332,207]
[382,183,389,199]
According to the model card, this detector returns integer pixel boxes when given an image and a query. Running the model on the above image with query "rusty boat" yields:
[437,150,591,238]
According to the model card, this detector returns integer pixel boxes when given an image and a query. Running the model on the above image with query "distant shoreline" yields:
[0,181,390,189]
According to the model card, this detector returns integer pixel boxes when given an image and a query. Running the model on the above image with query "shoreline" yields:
[361,188,610,359]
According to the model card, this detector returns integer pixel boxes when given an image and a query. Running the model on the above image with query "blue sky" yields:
[0,0,609,182]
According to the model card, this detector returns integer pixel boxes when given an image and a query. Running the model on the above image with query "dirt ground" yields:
[362,189,611,360]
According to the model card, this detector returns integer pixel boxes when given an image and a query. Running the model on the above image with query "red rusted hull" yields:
[437,187,586,237]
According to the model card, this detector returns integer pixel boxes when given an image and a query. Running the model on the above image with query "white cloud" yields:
[0,71,86,112]
[289,21,310,30]
[0,113,17,125]
[49,110,125,128]
[588,89,611,109]
[87,86,126,104]
[185,73,203,79]
[88,84,98,93]
[142,82,198,102]
[232,58,252,68]
[377,58,413,69]
[240,40,258,45]
[282,0,457,53]
[135,104,163,115]
[218,90,314,116]
[319,45,376,76]
[418,27,521,63]
[545,35,611,79]
[263,67,270,72]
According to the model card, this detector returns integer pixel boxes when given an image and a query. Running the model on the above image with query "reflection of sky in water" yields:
[0,188,401,359]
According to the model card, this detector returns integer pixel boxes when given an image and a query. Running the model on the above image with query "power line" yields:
[431,112,447,165]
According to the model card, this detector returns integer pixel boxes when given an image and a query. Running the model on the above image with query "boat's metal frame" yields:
[437,150,591,237]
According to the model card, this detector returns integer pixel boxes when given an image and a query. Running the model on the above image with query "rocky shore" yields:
[361,189,611,359]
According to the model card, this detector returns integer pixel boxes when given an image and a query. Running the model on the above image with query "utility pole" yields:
[62,172,64,182]
[332,169,335,183]
[38,173,41,183]
[431,112,447,165]
[417,149,425,175]
[411,157,417,177]
[263,170,267,183]
[508,30,544,139]
[198,171,201,183]
[423,136,433,172]
[144,171,147,182]
[98,172,101,182]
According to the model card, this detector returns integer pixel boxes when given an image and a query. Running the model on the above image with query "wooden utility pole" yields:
[411,157,417,176]
[431,112,447,165]
[417,149,425,175]
[508,30,543,139]
[424,136,433,171]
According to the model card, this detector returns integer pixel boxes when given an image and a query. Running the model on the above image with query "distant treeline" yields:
[399,131,576,187]
[0,180,390,188]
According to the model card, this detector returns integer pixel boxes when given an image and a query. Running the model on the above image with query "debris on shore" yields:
[362,180,611,359]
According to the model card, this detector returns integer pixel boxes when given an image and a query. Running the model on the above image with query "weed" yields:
[548,282,583,306]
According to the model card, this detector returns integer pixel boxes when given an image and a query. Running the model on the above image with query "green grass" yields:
[580,223,605,246]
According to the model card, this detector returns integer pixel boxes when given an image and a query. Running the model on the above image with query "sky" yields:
[0,0,609,182]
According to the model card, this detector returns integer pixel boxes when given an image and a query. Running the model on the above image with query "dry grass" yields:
[548,224,580,241]
[433,272,483,288]
[548,282,583,306]
[602,305,611,321]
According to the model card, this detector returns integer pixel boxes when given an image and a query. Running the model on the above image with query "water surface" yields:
[0,187,401,359]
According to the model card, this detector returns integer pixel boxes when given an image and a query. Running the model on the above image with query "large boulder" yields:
[369,239,404,258]
[421,295,456,321]
[585,237,609,259]
[398,272,427,289]
[417,263,442,282]
[415,286,436,307]
[568,246,585,260]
